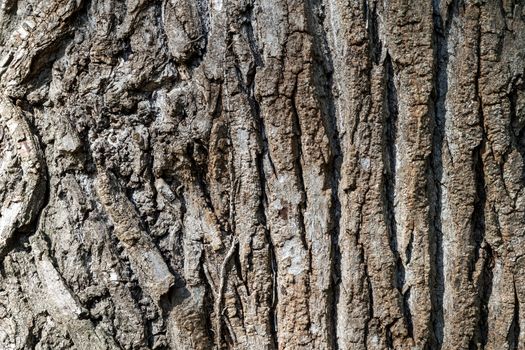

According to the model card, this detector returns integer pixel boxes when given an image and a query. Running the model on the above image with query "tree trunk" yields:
[0,0,524,349]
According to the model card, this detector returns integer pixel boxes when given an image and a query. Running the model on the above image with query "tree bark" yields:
[0,0,524,349]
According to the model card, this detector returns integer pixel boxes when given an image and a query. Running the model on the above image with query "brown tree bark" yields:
[0,0,524,349]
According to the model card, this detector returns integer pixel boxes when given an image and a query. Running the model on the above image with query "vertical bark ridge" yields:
[218,0,275,343]
[383,0,436,348]
[324,2,375,348]
[304,0,342,346]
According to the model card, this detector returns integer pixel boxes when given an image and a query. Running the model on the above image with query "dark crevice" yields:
[237,7,280,343]
[366,1,382,65]
[190,0,211,70]
[384,53,401,287]
[471,0,487,281]
[288,76,315,340]
[186,140,222,230]
[507,280,521,349]
[363,258,373,350]
[403,287,414,338]
[268,235,279,349]
[430,0,456,346]
[256,134,279,350]
[386,322,394,349]
[24,33,75,91]
[0,182,49,262]
[120,36,133,61]
[290,79,309,252]
[477,242,494,347]
[195,0,211,50]
[162,0,209,70]
[471,5,494,349]
[405,231,414,265]
[384,53,413,338]
[233,248,249,297]
[157,204,210,346]
[242,1,263,69]
[471,142,487,283]
[215,239,238,349]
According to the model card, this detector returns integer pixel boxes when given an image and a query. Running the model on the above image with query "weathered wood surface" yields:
[0,0,524,349]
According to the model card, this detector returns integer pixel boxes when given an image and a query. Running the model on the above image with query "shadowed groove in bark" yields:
[244,17,279,340]
[365,0,382,66]
[257,148,279,349]
[384,53,401,292]
[383,52,414,340]
[242,1,263,69]
[176,0,210,69]
[195,0,211,49]
[430,0,456,346]
[477,241,493,347]
[470,0,486,281]
[364,259,373,350]
[430,24,444,350]
[472,132,492,347]
[200,252,217,348]
[508,280,521,349]
[290,79,309,252]
[471,7,494,347]
[23,0,88,88]
[0,183,48,261]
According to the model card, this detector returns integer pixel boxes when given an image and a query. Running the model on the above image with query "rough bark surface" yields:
[0,0,524,349]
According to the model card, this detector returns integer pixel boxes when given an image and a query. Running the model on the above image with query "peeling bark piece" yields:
[0,97,45,258]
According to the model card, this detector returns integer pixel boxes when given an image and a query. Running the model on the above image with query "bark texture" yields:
[0,0,524,349]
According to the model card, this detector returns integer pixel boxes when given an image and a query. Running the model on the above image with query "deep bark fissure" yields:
[508,280,521,349]
[470,140,487,281]
[430,0,455,345]
[472,0,486,276]
[366,1,382,66]
[478,241,494,348]
[290,79,309,252]
[242,1,263,69]
[364,258,373,350]
[384,53,401,291]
